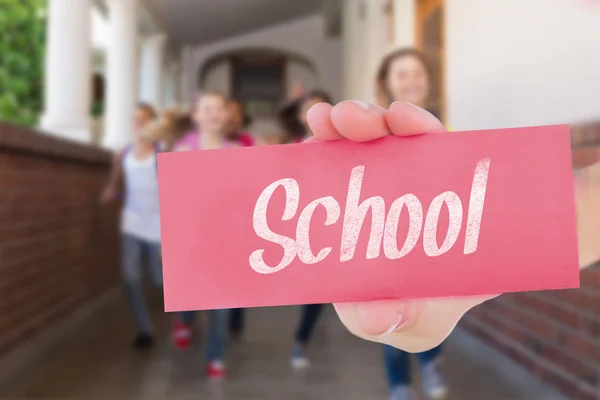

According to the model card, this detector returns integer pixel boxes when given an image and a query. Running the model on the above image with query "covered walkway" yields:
[1,1,598,399]
[1,295,567,400]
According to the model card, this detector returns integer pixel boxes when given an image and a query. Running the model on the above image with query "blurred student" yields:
[171,91,253,380]
[278,89,332,144]
[226,97,254,145]
[100,103,162,351]
[276,89,333,369]
[375,48,447,400]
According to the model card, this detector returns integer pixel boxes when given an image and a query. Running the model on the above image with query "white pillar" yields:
[103,0,138,150]
[363,0,389,103]
[392,0,416,48]
[172,63,182,109]
[342,0,366,100]
[163,62,181,109]
[180,46,195,110]
[139,34,167,109]
[40,0,92,143]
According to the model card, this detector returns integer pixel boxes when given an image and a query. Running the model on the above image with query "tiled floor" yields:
[1,296,567,400]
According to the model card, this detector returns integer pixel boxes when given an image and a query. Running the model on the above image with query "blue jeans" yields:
[121,234,162,334]
[384,344,443,387]
[295,304,324,344]
[229,308,245,333]
[179,310,230,362]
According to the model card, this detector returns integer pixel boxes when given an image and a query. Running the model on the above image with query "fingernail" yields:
[350,100,369,111]
[384,311,409,334]
[401,101,441,125]
[404,102,436,118]
[405,101,425,112]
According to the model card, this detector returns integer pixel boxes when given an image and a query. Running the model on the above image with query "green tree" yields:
[0,0,47,126]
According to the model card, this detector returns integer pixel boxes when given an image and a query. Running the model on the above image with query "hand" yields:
[305,100,500,352]
[291,81,305,100]
[100,186,116,204]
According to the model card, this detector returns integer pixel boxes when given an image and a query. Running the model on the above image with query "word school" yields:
[250,159,491,274]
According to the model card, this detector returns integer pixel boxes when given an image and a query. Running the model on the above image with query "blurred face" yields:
[299,96,325,134]
[386,55,430,107]
[227,101,244,132]
[132,107,154,139]
[193,94,228,134]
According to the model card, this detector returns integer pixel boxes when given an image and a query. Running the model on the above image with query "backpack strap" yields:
[121,143,161,171]
[119,144,134,164]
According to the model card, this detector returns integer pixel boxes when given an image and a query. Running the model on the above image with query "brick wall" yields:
[0,123,120,358]
[462,267,600,399]
[462,121,600,400]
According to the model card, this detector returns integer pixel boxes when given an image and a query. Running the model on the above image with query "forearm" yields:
[574,162,600,269]
[102,153,123,198]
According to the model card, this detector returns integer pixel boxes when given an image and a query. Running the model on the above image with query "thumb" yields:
[333,294,499,352]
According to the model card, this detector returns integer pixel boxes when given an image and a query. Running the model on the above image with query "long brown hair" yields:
[225,97,253,142]
[375,47,432,108]
[144,111,188,151]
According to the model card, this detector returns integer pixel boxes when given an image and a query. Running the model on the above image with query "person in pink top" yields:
[174,97,254,152]
[171,91,252,381]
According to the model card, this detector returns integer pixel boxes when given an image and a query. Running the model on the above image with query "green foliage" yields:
[0,0,47,126]
[91,100,104,119]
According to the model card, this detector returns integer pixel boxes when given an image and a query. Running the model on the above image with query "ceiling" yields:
[142,0,327,47]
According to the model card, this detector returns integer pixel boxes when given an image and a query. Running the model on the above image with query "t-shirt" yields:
[120,151,161,243]
[174,130,254,151]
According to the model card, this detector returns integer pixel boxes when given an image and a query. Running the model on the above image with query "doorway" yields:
[231,55,286,119]
[416,0,445,122]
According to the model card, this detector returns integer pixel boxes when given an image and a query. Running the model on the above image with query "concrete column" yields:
[180,46,195,110]
[363,0,389,103]
[162,62,181,110]
[139,34,167,109]
[341,0,366,100]
[103,0,139,150]
[40,0,92,143]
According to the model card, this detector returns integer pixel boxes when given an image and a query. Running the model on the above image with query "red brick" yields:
[511,293,553,314]
[534,363,580,399]
[549,289,600,317]
[560,330,600,364]
[465,289,600,397]
[579,316,600,339]
[581,266,600,289]
[575,387,600,400]
[540,345,597,387]
[0,122,118,360]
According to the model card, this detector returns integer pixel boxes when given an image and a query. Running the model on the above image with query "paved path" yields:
[0,296,567,399]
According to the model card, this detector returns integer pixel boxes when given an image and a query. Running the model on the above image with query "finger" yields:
[306,102,343,141]
[386,101,446,137]
[334,294,500,352]
[330,101,391,142]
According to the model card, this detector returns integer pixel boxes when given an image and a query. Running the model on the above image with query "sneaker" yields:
[131,333,154,350]
[206,360,226,380]
[421,360,448,399]
[290,343,310,370]
[172,319,191,350]
[389,385,417,400]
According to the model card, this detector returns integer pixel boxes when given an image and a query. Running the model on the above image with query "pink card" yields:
[158,125,579,311]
